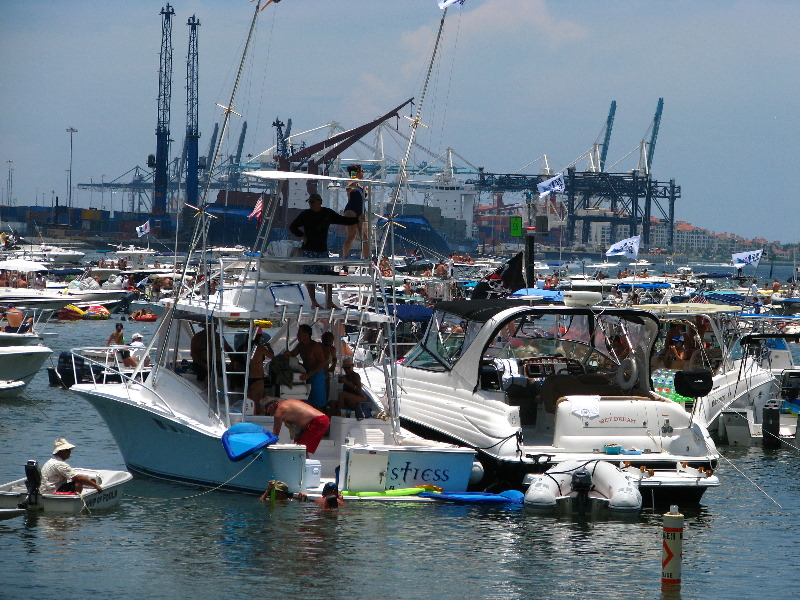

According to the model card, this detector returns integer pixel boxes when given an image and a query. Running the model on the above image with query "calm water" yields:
[3,270,800,599]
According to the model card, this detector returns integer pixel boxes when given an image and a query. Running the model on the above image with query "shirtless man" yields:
[284,324,327,408]
[262,398,330,457]
[3,305,33,333]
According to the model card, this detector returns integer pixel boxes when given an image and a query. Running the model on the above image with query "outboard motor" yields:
[571,467,593,516]
[18,460,41,508]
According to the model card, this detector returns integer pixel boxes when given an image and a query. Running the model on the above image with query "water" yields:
[3,298,800,598]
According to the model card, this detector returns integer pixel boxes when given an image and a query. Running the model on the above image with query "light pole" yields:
[66,127,77,208]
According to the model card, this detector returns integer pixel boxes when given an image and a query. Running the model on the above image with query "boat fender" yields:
[615,357,638,391]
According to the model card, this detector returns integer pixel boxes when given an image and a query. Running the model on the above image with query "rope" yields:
[122,451,264,501]
[713,449,783,508]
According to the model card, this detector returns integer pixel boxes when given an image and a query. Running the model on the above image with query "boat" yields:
[0,460,132,514]
[0,508,25,520]
[523,459,642,514]
[14,243,85,265]
[639,303,778,438]
[66,0,478,500]
[0,345,53,396]
[358,299,721,505]
[717,324,799,447]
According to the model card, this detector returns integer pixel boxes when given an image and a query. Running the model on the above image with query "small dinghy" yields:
[523,459,642,514]
[0,460,132,514]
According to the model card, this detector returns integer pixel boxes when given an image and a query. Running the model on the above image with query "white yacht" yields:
[358,298,721,506]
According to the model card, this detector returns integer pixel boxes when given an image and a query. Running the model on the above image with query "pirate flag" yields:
[471,252,526,300]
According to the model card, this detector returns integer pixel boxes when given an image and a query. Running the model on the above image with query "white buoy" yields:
[661,504,684,587]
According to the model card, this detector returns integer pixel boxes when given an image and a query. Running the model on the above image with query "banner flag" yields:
[605,235,641,259]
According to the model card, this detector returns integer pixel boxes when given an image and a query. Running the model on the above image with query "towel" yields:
[493,358,521,390]
[567,395,601,418]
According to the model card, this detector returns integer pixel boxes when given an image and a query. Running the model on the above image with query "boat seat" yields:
[539,373,652,414]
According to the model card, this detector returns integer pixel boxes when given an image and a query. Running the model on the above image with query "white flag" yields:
[606,235,641,259]
[537,172,565,198]
[438,0,465,8]
[731,249,762,268]
[136,220,151,238]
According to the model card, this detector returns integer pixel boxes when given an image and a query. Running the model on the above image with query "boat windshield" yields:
[403,308,654,374]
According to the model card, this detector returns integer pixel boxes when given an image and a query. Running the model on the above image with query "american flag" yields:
[248,196,263,224]
[689,294,709,304]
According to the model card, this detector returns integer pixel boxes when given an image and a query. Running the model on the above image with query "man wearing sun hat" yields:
[39,438,104,494]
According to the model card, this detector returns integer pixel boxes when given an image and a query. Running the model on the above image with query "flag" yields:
[731,249,763,269]
[537,172,565,198]
[471,252,526,300]
[136,220,150,238]
[689,294,709,304]
[248,195,264,225]
[606,235,641,259]
[438,0,465,8]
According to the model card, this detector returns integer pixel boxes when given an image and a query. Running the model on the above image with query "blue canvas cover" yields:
[222,422,279,461]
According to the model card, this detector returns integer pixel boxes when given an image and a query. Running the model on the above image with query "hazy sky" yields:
[2,1,799,242]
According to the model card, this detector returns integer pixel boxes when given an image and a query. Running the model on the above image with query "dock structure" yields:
[468,168,681,253]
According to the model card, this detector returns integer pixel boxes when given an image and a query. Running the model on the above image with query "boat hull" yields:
[72,386,309,493]
[0,345,52,393]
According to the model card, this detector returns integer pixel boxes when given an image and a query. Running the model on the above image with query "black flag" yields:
[471,252,526,300]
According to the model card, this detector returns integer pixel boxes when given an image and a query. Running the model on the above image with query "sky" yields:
[2,0,799,243]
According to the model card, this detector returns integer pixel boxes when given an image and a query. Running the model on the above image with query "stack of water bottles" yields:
[651,368,693,403]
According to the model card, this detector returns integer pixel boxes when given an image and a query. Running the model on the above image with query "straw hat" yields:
[53,438,76,454]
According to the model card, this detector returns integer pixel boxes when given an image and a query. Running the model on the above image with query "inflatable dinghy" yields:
[524,459,642,512]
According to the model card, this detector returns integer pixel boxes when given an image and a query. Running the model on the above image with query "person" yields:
[435,261,448,279]
[258,479,310,502]
[3,305,33,333]
[106,322,125,346]
[379,256,393,277]
[664,336,686,368]
[773,279,782,294]
[317,481,344,509]
[262,398,330,457]
[320,331,337,376]
[341,164,368,259]
[247,332,274,401]
[749,279,759,302]
[190,323,233,383]
[337,357,370,419]
[39,438,103,494]
[284,324,327,408]
[289,192,359,309]
[129,332,151,367]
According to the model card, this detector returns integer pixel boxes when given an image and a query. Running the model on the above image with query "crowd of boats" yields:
[3,230,800,520]
[5,0,800,520]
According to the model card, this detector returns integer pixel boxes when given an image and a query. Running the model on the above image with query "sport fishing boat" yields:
[67,0,479,500]
[358,298,721,505]
[67,251,478,496]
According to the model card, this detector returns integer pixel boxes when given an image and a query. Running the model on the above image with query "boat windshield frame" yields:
[403,303,660,375]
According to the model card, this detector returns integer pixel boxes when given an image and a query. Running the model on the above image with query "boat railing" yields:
[69,346,175,416]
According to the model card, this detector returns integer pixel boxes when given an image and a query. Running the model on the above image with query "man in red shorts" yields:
[263,398,330,457]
